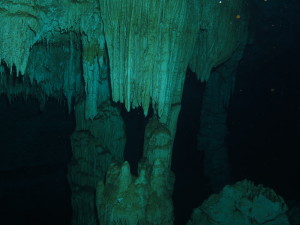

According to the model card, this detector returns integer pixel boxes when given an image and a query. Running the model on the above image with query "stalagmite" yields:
[96,159,174,225]
[95,67,186,225]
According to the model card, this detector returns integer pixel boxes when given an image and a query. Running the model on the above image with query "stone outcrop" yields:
[187,180,290,225]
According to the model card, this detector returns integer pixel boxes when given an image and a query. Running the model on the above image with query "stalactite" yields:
[79,3,107,120]
[0,2,41,75]
[81,33,106,120]
[99,0,201,120]
[189,0,249,81]
[24,33,83,113]
[0,1,105,117]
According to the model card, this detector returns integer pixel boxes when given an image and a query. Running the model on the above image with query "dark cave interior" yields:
[1,0,300,224]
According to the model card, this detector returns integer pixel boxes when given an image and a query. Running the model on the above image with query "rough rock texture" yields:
[187,180,290,225]
[68,99,126,225]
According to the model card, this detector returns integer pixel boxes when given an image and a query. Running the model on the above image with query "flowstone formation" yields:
[100,0,201,121]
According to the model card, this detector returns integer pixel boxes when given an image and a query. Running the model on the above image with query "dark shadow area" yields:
[0,96,74,225]
[121,105,153,175]
[227,50,300,202]
[172,70,209,225]
[227,0,300,203]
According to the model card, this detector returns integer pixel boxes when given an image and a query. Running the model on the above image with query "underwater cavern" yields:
[0,0,300,224]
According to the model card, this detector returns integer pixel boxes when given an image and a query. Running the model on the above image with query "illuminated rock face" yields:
[0,0,251,224]
[99,0,201,120]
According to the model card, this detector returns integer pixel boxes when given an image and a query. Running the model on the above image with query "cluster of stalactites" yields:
[0,32,84,113]
[0,1,41,76]
[0,0,107,119]
[0,63,56,109]
[189,0,249,82]
[100,0,201,119]
[27,34,84,113]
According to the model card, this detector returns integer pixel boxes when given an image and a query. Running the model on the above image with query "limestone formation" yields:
[0,29,83,111]
[187,180,291,225]
[68,99,126,225]
[96,160,174,225]
[0,0,107,120]
[99,0,201,120]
